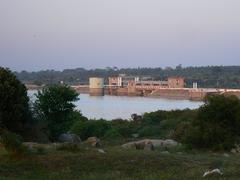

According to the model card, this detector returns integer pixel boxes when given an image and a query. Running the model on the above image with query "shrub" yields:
[184,95,240,150]
[35,146,46,155]
[0,130,28,158]
[110,119,138,138]
[138,126,161,137]
[170,121,191,142]
[142,110,167,125]
[104,128,122,139]
[71,119,111,140]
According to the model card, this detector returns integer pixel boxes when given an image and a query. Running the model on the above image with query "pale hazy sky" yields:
[0,0,240,71]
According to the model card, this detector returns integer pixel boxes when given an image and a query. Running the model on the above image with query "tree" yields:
[184,94,240,150]
[34,84,79,140]
[0,67,30,134]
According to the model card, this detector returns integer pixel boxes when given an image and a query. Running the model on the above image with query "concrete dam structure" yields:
[89,77,104,96]
[71,75,240,100]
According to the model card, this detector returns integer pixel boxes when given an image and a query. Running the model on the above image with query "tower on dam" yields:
[89,77,104,96]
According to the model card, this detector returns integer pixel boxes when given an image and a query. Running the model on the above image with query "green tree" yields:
[34,84,79,140]
[0,67,30,134]
[184,94,240,150]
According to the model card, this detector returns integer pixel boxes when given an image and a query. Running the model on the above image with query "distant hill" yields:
[15,66,240,88]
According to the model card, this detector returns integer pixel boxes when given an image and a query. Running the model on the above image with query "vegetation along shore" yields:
[1,67,240,179]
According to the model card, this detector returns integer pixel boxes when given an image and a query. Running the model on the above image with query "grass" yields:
[0,144,240,180]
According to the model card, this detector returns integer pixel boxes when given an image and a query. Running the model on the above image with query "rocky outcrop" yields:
[85,137,101,147]
[132,140,154,150]
[122,139,179,150]
[58,133,81,143]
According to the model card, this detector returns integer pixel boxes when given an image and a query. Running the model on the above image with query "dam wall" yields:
[148,88,190,100]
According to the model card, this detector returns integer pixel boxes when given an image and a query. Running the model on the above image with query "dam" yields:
[72,74,240,101]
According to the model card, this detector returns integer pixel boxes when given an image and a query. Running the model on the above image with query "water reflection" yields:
[28,90,203,120]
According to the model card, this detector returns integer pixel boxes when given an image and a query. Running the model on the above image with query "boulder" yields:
[122,139,154,151]
[144,140,154,151]
[203,169,223,177]
[231,144,240,154]
[98,149,106,154]
[122,139,179,150]
[85,137,101,147]
[58,133,81,143]
[131,133,139,138]
[23,142,39,150]
[161,151,170,154]
[150,139,178,147]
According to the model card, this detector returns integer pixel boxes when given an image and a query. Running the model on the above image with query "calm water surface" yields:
[28,90,203,120]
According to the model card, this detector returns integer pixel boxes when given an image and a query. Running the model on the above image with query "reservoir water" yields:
[28,90,203,120]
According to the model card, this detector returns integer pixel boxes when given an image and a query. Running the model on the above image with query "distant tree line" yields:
[15,65,240,88]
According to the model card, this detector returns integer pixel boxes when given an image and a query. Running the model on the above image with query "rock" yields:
[231,144,240,154]
[122,139,179,150]
[161,151,170,154]
[223,153,230,157]
[86,137,101,147]
[144,141,154,151]
[23,142,39,150]
[122,139,154,151]
[134,141,146,150]
[131,133,139,138]
[202,169,223,177]
[58,133,81,143]
[98,149,106,154]
[122,141,138,148]
[231,148,238,154]
[150,139,178,147]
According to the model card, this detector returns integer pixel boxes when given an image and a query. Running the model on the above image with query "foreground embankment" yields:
[0,143,240,179]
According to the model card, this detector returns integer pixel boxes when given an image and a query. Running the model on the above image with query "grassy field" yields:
[0,144,240,180]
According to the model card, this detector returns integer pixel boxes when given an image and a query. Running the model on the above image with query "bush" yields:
[170,121,191,142]
[71,119,111,140]
[104,128,122,140]
[110,119,139,138]
[138,126,161,137]
[0,130,28,158]
[184,95,240,150]
[142,110,167,125]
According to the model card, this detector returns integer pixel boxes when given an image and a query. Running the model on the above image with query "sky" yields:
[0,0,240,71]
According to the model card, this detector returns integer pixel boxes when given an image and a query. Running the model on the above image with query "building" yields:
[167,76,185,88]
[89,77,104,96]
[108,74,139,87]
[128,76,185,90]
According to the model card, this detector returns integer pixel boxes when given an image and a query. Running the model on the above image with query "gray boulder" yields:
[151,139,178,147]
[58,133,81,143]
[122,139,179,150]
[122,139,154,151]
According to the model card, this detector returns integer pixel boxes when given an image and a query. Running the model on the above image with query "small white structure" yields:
[89,77,104,96]
[193,82,198,89]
